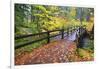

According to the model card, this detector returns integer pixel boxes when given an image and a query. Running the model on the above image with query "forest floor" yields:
[15,39,93,65]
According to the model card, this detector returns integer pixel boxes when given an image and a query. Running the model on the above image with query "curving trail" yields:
[15,39,93,65]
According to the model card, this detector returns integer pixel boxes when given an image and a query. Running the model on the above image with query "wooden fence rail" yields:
[15,26,82,49]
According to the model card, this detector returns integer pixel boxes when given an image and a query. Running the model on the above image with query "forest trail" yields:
[15,39,93,65]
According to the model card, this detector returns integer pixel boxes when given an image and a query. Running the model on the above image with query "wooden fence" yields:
[15,26,83,49]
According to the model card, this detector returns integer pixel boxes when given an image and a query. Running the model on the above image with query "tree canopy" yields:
[15,4,94,35]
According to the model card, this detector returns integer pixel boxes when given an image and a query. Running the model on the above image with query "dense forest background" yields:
[15,4,94,56]
[15,4,94,35]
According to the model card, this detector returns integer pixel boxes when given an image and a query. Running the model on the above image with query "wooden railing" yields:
[15,26,84,49]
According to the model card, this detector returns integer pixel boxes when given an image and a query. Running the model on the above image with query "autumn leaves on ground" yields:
[15,39,93,65]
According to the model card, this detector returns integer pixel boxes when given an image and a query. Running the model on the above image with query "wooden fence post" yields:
[61,29,64,39]
[79,26,82,36]
[47,31,50,43]
[67,27,69,36]
[71,27,73,34]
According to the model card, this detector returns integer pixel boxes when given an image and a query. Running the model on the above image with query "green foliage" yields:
[83,40,94,52]
[15,4,30,34]
[15,39,47,56]
[15,4,94,56]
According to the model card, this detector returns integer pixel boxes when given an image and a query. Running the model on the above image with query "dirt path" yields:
[15,39,93,65]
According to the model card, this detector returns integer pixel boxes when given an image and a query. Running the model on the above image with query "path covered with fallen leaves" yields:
[15,39,93,65]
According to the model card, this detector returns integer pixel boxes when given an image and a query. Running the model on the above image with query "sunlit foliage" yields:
[15,4,94,56]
